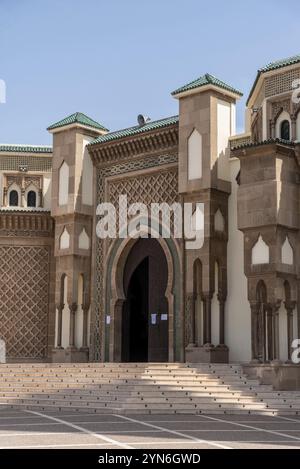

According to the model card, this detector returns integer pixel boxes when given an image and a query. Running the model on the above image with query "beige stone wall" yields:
[0,211,55,360]
[234,141,300,362]
[226,157,251,361]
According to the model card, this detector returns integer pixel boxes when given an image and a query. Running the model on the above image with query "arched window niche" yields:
[9,190,19,207]
[280,120,290,140]
[276,110,291,140]
[27,190,37,207]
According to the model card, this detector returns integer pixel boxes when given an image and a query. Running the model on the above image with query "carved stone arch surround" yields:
[91,150,179,361]
[103,218,182,363]
[271,99,292,123]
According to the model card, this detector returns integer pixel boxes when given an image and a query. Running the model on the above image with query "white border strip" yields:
[199,414,300,442]
[114,414,232,449]
[25,410,133,449]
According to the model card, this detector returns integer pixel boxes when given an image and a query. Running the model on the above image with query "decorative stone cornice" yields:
[88,125,178,166]
[232,139,295,159]
[0,211,54,237]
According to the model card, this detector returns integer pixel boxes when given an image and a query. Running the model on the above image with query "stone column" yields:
[217,293,226,345]
[21,188,25,207]
[3,188,7,206]
[266,304,273,361]
[112,299,124,362]
[250,302,260,362]
[203,294,212,345]
[68,302,77,348]
[271,301,281,361]
[56,303,64,348]
[291,117,297,141]
[270,120,275,138]
[82,303,90,349]
[185,293,195,346]
[285,300,296,361]
[38,189,43,208]
[257,302,266,362]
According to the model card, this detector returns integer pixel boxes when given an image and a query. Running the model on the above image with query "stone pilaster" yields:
[68,302,77,348]
[291,117,297,141]
[203,293,212,345]
[38,189,43,207]
[21,188,25,207]
[56,303,64,349]
[217,293,226,345]
[285,300,296,361]
[3,187,7,206]
[250,302,260,362]
[82,303,90,349]
[270,301,281,362]
[265,304,273,361]
[185,293,196,346]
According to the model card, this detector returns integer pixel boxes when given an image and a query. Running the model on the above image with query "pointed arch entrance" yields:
[121,238,168,362]
[104,222,182,363]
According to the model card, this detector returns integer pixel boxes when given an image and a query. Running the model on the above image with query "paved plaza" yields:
[0,409,300,449]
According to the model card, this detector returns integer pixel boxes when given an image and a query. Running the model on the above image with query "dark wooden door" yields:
[122,238,168,362]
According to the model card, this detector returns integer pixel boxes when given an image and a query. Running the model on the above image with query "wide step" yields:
[0,363,299,415]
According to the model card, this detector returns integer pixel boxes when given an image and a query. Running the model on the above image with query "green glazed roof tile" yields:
[47,112,109,132]
[247,54,300,105]
[0,144,52,153]
[171,73,243,97]
[231,137,295,151]
[89,115,179,145]
[258,54,300,73]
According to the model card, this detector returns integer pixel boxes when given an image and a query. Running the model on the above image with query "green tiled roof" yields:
[258,54,300,73]
[171,73,243,97]
[0,144,52,153]
[89,115,179,145]
[47,112,109,132]
[247,54,300,105]
[231,138,295,151]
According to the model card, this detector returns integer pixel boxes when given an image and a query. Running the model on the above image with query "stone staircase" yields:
[0,363,300,415]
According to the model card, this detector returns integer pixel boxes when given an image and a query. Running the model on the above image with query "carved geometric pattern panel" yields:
[24,176,42,189]
[0,246,50,358]
[108,170,178,208]
[0,156,52,172]
[265,68,300,98]
[92,153,178,361]
[271,99,291,121]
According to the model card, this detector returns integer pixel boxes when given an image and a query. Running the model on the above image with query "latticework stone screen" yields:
[0,246,50,358]
[265,68,300,98]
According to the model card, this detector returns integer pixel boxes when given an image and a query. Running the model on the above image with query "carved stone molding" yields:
[0,212,54,237]
[89,125,178,166]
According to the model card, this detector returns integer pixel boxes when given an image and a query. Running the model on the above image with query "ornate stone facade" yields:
[0,245,51,358]
[1,55,300,385]
[0,210,55,360]
[89,126,180,362]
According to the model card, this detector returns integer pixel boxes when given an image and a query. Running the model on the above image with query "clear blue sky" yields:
[0,0,299,145]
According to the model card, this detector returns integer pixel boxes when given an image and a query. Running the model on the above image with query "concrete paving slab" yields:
[0,409,300,449]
